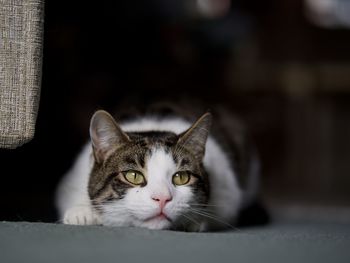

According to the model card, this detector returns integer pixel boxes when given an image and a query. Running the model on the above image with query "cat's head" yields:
[88,110,212,230]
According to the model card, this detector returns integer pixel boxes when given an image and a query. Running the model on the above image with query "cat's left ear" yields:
[89,110,130,164]
[177,112,212,160]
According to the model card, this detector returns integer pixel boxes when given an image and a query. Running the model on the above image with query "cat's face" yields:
[88,111,212,230]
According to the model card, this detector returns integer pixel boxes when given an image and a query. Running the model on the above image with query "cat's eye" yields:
[172,171,191,186]
[123,170,145,185]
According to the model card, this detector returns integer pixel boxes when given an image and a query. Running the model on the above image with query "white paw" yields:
[63,206,101,225]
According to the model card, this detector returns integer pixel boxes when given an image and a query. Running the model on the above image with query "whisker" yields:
[188,208,237,230]
[181,214,201,227]
[188,203,229,207]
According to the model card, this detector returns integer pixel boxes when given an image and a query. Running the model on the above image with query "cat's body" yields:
[56,108,262,231]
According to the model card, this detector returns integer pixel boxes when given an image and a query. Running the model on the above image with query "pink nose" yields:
[151,195,172,209]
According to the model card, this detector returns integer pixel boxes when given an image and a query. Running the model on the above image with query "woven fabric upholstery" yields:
[0,0,44,149]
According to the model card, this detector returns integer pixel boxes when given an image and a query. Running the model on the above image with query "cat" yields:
[56,107,263,231]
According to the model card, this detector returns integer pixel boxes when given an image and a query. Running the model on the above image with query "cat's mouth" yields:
[144,212,172,223]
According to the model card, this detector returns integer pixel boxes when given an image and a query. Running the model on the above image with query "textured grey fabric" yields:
[1,221,350,263]
[0,0,44,149]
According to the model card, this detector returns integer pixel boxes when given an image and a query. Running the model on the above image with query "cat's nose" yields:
[151,195,172,209]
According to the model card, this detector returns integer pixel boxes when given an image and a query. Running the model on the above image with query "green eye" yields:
[123,170,145,185]
[172,171,191,186]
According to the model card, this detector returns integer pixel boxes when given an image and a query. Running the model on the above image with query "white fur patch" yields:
[121,117,190,134]
[146,148,176,198]
[55,143,93,218]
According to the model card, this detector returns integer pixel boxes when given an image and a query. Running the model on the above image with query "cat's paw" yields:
[63,206,101,225]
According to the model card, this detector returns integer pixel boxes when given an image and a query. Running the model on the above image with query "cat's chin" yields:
[100,213,173,230]
[139,216,173,230]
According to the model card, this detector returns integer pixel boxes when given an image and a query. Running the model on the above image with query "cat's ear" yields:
[177,112,212,160]
[89,110,130,164]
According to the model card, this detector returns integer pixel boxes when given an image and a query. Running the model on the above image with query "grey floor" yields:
[1,221,350,263]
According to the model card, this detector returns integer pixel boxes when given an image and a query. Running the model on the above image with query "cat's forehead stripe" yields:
[127,131,178,145]
[123,152,147,168]
[123,155,138,166]
[180,158,190,167]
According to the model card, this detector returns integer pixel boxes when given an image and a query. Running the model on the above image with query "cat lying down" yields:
[56,109,263,231]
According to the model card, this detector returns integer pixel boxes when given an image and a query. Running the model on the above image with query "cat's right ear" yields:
[89,110,130,164]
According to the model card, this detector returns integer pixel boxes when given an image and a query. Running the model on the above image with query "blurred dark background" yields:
[1,0,350,222]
